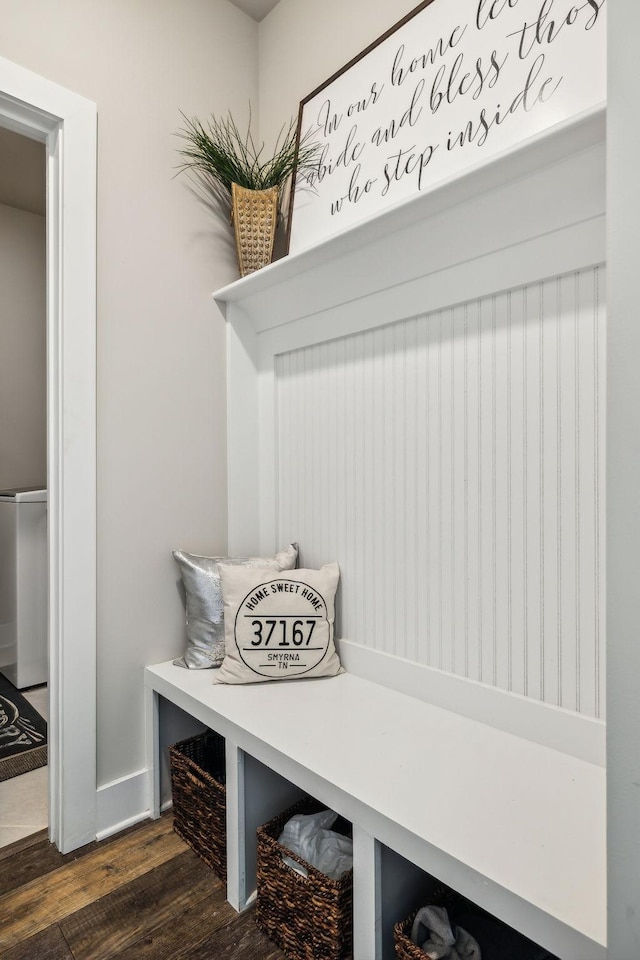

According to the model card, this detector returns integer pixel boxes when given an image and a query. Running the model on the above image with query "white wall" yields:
[0,202,46,489]
[0,0,258,789]
[0,127,46,214]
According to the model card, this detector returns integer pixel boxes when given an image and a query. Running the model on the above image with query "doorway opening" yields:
[0,55,97,854]
[0,127,48,844]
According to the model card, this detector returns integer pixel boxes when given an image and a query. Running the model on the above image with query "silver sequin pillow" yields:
[173,543,298,669]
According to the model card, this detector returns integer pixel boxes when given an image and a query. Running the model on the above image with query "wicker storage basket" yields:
[231,182,278,277]
[393,889,462,960]
[394,888,559,960]
[169,730,226,880]
[255,796,353,960]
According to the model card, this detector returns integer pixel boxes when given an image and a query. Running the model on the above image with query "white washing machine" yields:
[0,487,48,688]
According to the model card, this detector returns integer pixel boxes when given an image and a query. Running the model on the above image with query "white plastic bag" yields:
[278,808,353,880]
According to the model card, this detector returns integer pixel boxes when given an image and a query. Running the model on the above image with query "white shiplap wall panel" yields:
[275,267,606,718]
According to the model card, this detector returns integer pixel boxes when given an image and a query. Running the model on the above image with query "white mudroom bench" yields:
[145,107,608,960]
[145,643,605,960]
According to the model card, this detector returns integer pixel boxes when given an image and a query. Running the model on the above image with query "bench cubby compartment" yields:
[239,752,307,899]
[377,845,442,960]
[379,845,560,960]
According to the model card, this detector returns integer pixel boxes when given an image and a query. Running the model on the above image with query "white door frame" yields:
[0,56,97,853]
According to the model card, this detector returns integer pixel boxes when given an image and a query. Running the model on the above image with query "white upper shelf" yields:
[214,104,605,330]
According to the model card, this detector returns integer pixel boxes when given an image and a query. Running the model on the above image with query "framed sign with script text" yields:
[287,0,606,254]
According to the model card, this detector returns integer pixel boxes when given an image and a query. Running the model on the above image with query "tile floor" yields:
[0,683,48,849]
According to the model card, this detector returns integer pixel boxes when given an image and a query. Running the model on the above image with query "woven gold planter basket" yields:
[231,182,278,277]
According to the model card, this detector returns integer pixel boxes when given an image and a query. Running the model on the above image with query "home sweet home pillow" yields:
[173,543,298,669]
[215,562,343,684]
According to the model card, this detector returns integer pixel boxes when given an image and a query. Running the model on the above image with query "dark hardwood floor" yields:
[0,813,286,959]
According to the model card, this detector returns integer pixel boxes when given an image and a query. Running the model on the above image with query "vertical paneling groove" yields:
[396,323,407,659]
[492,297,498,688]
[539,285,546,705]
[418,317,430,667]
[527,282,542,702]
[338,338,347,637]
[466,301,480,683]
[437,312,444,671]
[449,311,455,674]
[331,342,338,629]
[477,300,484,685]
[275,352,283,546]
[405,318,418,663]
[324,341,331,566]
[557,277,563,708]
[510,289,525,697]
[355,331,366,653]
[523,287,529,698]
[373,327,385,651]
[594,266,603,719]
[507,292,513,693]
[274,265,605,718]
[391,323,397,656]
[575,272,582,713]
[463,304,470,679]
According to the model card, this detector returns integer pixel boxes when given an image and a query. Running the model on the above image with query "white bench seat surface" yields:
[146,660,605,950]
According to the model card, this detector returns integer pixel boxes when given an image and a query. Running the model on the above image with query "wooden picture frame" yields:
[287,0,606,255]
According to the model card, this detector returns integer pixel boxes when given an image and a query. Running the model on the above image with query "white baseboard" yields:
[96,768,150,840]
[336,638,605,766]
